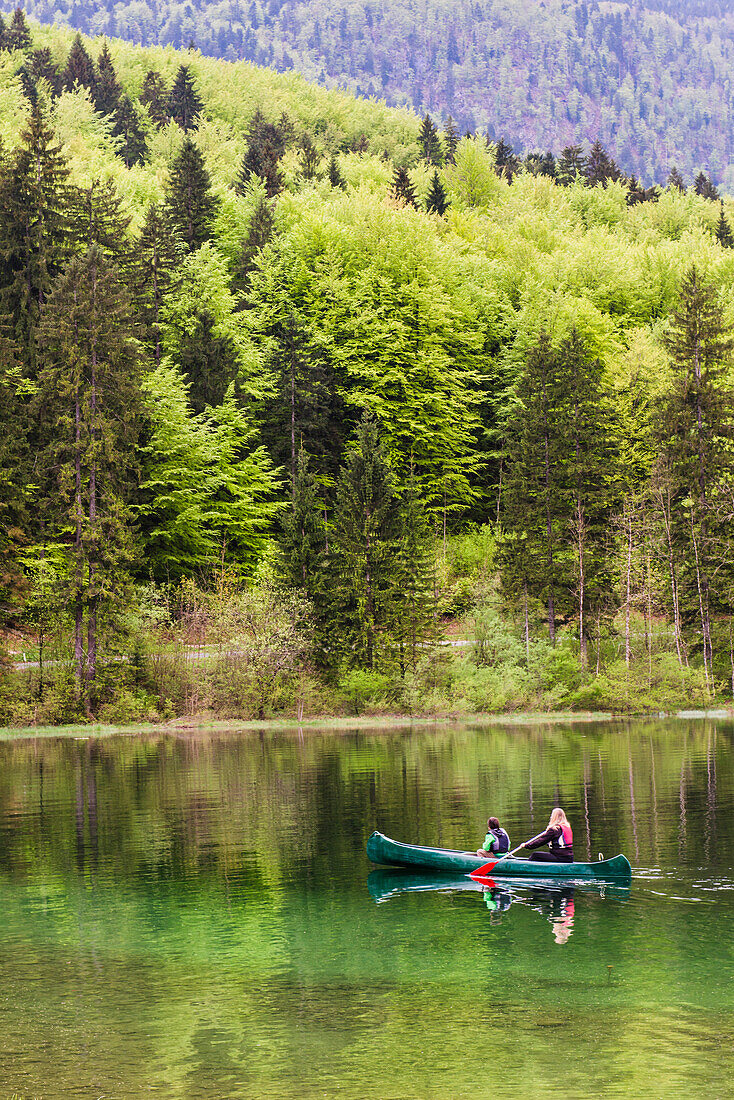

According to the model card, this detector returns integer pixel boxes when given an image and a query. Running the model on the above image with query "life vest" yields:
[550,824,573,851]
[488,826,510,854]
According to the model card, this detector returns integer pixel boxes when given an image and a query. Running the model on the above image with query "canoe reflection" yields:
[367,869,629,943]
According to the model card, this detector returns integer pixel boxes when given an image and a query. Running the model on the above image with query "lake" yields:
[0,718,732,1098]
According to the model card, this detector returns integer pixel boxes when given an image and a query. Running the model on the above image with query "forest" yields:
[2,13,734,725]
[12,0,734,187]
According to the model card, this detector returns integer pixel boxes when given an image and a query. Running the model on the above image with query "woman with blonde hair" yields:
[520,807,574,863]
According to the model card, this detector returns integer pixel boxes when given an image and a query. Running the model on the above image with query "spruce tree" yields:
[715,202,734,248]
[299,133,321,179]
[232,196,275,294]
[68,178,131,269]
[93,42,121,116]
[134,204,181,366]
[443,116,460,164]
[494,137,520,179]
[27,48,63,98]
[425,169,449,216]
[332,414,402,671]
[62,34,97,95]
[392,473,438,673]
[694,171,719,200]
[667,166,686,191]
[111,95,148,168]
[178,310,238,413]
[281,447,328,596]
[168,65,203,131]
[658,266,734,683]
[0,104,70,371]
[557,145,587,185]
[235,109,286,197]
[6,7,31,52]
[35,245,142,715]
[140,70,170,127]
[391,164,417,206]
[327,152,346,189]
[586,140,620,186]
[418,114,443,166]
[164,136,220,251]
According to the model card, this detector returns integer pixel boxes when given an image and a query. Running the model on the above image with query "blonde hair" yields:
[548,807,570,829]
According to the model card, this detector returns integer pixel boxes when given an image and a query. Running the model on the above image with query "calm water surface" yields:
[0,718,732,1098]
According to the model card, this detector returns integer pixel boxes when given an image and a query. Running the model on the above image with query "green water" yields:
[0,719,732,1098]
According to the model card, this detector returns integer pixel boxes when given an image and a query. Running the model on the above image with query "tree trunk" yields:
[625,498,633,667]
[524,581,530,665]
[576,496,586,669]
[690,513,711,691]
[74,368,85,697]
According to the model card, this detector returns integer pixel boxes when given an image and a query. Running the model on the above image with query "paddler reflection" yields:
[483,885,512,917]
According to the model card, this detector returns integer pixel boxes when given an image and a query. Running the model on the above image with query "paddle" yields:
[469,844,525,880]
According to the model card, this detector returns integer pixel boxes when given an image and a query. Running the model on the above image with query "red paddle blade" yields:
[469,861,500,879]
[471,875,497,888]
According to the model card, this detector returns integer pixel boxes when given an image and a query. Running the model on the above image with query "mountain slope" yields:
[15,0,734,186]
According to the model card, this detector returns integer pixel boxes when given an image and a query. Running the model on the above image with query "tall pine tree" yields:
[168,65,203,131]
[164,136,220,251]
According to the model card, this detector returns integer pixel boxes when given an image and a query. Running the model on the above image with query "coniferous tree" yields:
[178,310,239,413]
[68,178,131,269]
[694,171,719,200]
[35,245,143,715]
[0,14,6,50]
[391,164,417,206]
[331,414,402,671]
[586,140,620,186]
[557,145,587,185]
[6,7,31,51]
[425,169,449,216]
[0,104,70,371]
[281,447,327,597]
[327,152,346,189]
[392,473,438,673]
[443,116,459,164]
[168,65,203,131]
[26,48,63,97]
[111,95,148,168]
[667,166,686,191]
[93,42,121,116]
[134,204,181,366]
[299,133,321,179]
[164,136,220,251]
[236,109,286,197]
[140,70,170,127]
[232,196,275,294]
[715,202,734,248]
[657,266,734,684]
[418,114,442,165]
[494,137,520,179]
[62,33,97,95]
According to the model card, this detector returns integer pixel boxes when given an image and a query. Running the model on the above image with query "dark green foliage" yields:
[525,151,557,178]
[391,164,417,206]
[35,245,143,713]
[657,266,734,676]
[93,42,121,116]
[232,196,275,293]
[26,48,63,97]
[134,204,181,365]
[111,95,149,168]
[299,133,321,179]
[140,70,170,127]
[418,114,442,166]
[168,64,203,130]
[556,145,587,186]
[68,178,132,267]
[667,166,686,191]
[0,104,70,371]
[281,448,327,599]
[694,171,719,200]
[585,140,621,186]
[715,202,734,248]
[392,474,438,673]
[236,109,286,197]
[179,309,238,413]
[425,169,449,216]
[331,414,402,671]
[6,7,31,52]
[443,116,459,164]
[62,33,97,95]
[164,136,220,251]
[494,137,520,180]
[327,152,346,189]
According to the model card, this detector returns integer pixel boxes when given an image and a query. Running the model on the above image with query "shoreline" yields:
[1,707,732,740]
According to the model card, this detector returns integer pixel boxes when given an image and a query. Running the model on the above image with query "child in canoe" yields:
[475,816,511,857]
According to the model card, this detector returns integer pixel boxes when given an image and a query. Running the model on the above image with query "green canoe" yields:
[366,830,632,882]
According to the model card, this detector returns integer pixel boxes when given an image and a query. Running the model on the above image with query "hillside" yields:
[3,17,734,724]
[15,0,734,186]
